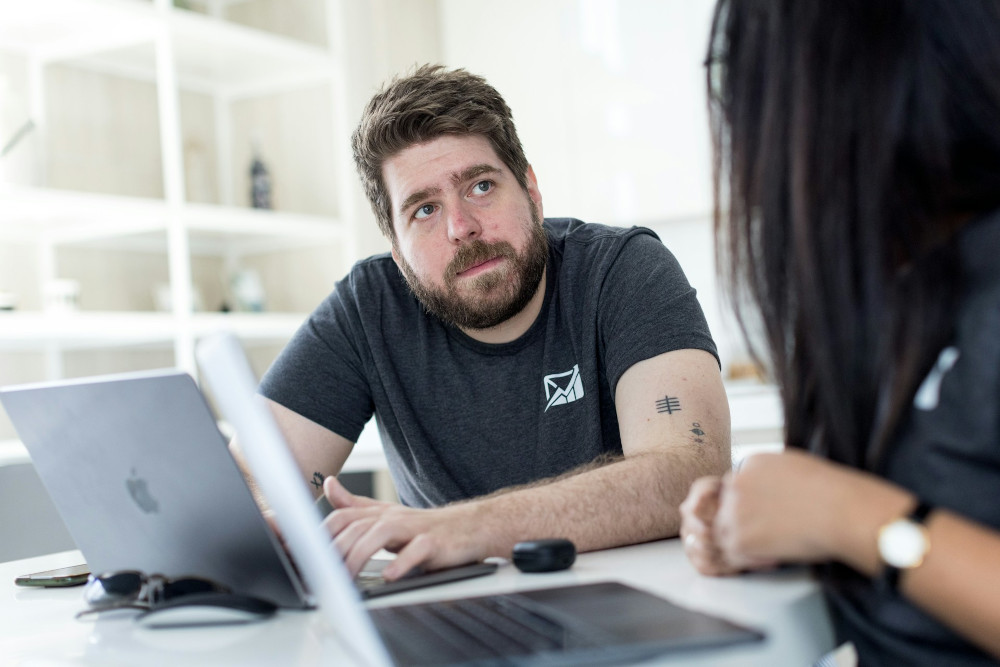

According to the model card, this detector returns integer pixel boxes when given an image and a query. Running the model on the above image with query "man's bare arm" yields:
[229,397,355,507]
[324,348,731,578]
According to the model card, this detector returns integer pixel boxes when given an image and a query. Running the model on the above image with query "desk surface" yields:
[0,539,833,666]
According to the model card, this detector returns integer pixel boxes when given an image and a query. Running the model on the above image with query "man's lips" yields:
[455,256,504,278]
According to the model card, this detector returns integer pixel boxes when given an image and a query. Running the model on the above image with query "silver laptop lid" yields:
[0,369,308,608]
[196,332,391,667]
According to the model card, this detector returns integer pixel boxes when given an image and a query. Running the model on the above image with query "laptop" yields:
[196,332,766,666]
[0,371,494,608]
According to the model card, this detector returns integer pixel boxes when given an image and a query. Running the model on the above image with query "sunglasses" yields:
[76,570,275,623]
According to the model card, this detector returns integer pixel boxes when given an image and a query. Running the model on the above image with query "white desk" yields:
[0,539,833,666]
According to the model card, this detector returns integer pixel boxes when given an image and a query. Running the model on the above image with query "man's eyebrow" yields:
[399,186,442,218]
[397,164,502,218]
[452,164,501,185]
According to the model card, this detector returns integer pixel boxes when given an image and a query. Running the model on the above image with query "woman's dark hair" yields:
[707,0,1000,469]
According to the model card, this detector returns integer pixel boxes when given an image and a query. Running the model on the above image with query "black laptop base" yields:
[371,581,765,666]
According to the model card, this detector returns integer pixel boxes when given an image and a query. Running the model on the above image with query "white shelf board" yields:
[0,0,157,60]
[342,419,388,473]
[191,312,307,339]
[0,185,344,252]
[0,439,31,468]
[725,381,784,446]
[182,202,348,252]
[0,311,307,348]
[166,7,334,96]
[0,0,334,96]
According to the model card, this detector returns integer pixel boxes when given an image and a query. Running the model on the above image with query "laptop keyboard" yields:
[355,571,390,592]
[370,592,598,665]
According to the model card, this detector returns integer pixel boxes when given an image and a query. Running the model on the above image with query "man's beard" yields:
[396,205,548,331]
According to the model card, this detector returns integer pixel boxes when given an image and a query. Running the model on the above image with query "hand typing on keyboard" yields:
[321,476,491,580]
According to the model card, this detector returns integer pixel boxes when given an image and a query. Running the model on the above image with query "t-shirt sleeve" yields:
[258,274,374,443]
[599,229,719,395]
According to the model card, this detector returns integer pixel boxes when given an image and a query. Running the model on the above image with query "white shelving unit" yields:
[726,382,784,466]
[0,0,357,376]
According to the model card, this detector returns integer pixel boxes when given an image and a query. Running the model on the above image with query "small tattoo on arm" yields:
[690,422,705,436]
[310,472,325,490]
[656,396,682,414]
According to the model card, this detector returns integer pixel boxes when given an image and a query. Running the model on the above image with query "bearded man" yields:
[248,65,730,580]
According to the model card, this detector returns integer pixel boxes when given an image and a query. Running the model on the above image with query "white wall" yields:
[437,0,742,368]
[438,0,716,225]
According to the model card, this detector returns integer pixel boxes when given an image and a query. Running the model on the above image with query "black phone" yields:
[14,563,91,588]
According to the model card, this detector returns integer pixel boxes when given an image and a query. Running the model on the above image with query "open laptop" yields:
[196,332,766,666]
[0,371,494,608]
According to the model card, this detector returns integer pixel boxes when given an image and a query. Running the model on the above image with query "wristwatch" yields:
[877,500,933,592]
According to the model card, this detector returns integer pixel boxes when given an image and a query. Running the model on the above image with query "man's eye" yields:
[414,204,435,220]
[472,181,492,194]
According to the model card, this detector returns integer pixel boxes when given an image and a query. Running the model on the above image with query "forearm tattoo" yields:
[310,471,326,490]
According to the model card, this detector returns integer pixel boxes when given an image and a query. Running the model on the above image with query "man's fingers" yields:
[383,534,436,581]
[323,504,388,538]
[323,475,380,509]
[341,518,418,578]
[331,515,380,576]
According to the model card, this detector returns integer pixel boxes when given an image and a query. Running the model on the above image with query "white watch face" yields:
[879,519,929,568]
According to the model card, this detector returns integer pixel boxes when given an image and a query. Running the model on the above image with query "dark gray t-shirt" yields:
[822,210,1000,666]
[260,218,717,507]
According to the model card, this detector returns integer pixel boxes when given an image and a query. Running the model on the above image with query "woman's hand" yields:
[679,476,743,575]
[712,450,913,573]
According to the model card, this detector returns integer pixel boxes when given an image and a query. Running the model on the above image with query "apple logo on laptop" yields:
[126,468,159,513]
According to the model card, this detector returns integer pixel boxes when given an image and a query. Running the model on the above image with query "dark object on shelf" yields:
[512,538,576,573]
[250,152,272,209]
[0,289,16,311]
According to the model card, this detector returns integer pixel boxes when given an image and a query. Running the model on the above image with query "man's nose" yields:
[446,205,482,244]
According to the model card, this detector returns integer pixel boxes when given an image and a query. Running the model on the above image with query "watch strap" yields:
[880,500,933,593]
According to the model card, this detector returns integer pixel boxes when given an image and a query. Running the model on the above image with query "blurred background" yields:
[0,0,780,561]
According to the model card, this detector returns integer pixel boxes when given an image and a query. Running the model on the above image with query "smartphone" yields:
[14,563,91,588]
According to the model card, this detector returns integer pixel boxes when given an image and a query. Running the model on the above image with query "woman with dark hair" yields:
[679,1,1000,664]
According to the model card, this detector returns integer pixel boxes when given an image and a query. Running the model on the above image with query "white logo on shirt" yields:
[543,364,585,412]
[913,346,960,411]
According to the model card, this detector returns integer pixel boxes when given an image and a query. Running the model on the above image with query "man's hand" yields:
[321,477,486,580]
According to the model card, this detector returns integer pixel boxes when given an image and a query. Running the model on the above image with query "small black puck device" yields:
[512,539,576,573]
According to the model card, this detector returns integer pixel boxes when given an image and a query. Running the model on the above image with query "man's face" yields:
[384,134,547,331]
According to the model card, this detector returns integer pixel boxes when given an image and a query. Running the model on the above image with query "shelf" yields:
[0,0,353,387]
[0,0,156,60]
[0,311,308,349]
[0,184,346,254]
[0,0,334,97]
[0,439,31,467]
[725,382,783,447]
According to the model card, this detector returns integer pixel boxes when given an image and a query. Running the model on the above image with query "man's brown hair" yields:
[351,64,530,241]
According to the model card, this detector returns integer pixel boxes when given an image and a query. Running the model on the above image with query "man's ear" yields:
[526,165,543,219]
